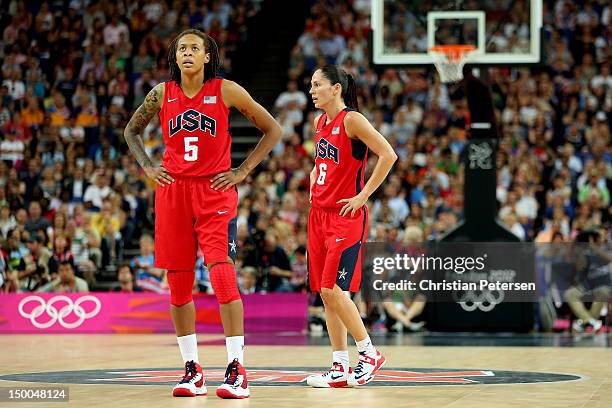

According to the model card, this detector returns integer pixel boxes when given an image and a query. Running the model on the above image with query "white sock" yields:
[226,336,244,364]
[177,334,199,364]
[333,350,350,370]
[355,336,376,355]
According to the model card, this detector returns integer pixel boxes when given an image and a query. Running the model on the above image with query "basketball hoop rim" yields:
[428,45,479,83]
[429,45,478,61]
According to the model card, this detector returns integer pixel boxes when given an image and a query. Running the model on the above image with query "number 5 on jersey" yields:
[184,137,198,161]
[316,163,327,185]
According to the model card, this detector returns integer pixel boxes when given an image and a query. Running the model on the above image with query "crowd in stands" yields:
[0,0,610,333]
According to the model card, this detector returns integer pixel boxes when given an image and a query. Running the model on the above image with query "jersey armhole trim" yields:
[158,81,169,121]
[316,113,327,131]
[218,78,231,113]
[342,110,359,140]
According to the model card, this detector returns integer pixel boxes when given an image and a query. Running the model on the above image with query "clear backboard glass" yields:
[371,0,543,65]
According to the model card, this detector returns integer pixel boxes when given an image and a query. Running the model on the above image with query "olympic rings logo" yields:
[18,295,102,329]
[453,289,505,312]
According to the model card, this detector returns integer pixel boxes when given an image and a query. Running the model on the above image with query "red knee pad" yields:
[167,270,195,307]
[209,263,241,304]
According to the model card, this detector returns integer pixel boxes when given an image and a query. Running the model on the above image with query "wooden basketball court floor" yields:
[0,333,610,407]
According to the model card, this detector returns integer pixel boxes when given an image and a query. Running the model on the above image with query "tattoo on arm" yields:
[238,107,260,129]
[124,85,162,168]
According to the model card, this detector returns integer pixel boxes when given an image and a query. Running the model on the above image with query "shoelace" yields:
[224,359,240,385]
[180,361,197,383]
[353,353,370,376]
[324,362,342,378]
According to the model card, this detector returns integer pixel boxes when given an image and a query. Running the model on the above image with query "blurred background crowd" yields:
[0,1,610,332]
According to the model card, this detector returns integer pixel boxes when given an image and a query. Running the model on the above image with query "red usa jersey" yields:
[158,78,231,177]
[311,108,368,209]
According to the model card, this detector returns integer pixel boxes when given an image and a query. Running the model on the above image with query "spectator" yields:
[274,80,307,116]
[2,69,25,101]
[238,266,259,294]
[91,198,122,264]
[290,245,308,292]
[578,170,610,208]
[83,172,113,211]
[0,128,25,168]
[24,201,50,234]
[21,97,44,130]
[1,269,19,293]
[244,231,293,292]
[131,234,166,293]
[4,228,22,263]
[0,202,17,238]
[37,260,88,293]
[112,263,142,293]
[65,166,90,203]
[4,229,39,291]
[48,233,74,276]
[563,231,611,333]
[103,15,129,47]
[501,212,526,241]
[25,234,51,282]
[3,112,32,144]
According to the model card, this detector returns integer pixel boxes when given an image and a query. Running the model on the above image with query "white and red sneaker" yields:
[347,350,386,386]
[216,359,250,399]
[172,360,207,397]
[306,362,351,388]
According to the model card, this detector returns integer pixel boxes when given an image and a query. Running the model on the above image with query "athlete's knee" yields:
[167,270,195,307]
[209,262,241,304]
[320,287,338,308]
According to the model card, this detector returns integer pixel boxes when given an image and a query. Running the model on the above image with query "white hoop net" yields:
[429,46,477,84]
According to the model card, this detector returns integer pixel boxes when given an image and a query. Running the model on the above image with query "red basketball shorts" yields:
[154,177,238,270]
[307,206,368,292]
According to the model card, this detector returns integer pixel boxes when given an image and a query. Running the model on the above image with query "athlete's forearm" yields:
[360,153,397,198]
[124,86,162,169]
[237,125,282,175]
[124,128,154,168]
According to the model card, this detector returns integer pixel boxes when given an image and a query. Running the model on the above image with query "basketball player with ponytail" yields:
[124,29,281,399]
[306,66,397,387]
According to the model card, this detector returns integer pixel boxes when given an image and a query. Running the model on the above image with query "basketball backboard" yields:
[371,0,543,66]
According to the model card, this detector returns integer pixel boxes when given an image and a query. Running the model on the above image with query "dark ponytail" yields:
[168,28,220,85]
[344,73,359,112]
[319,65,359,112]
